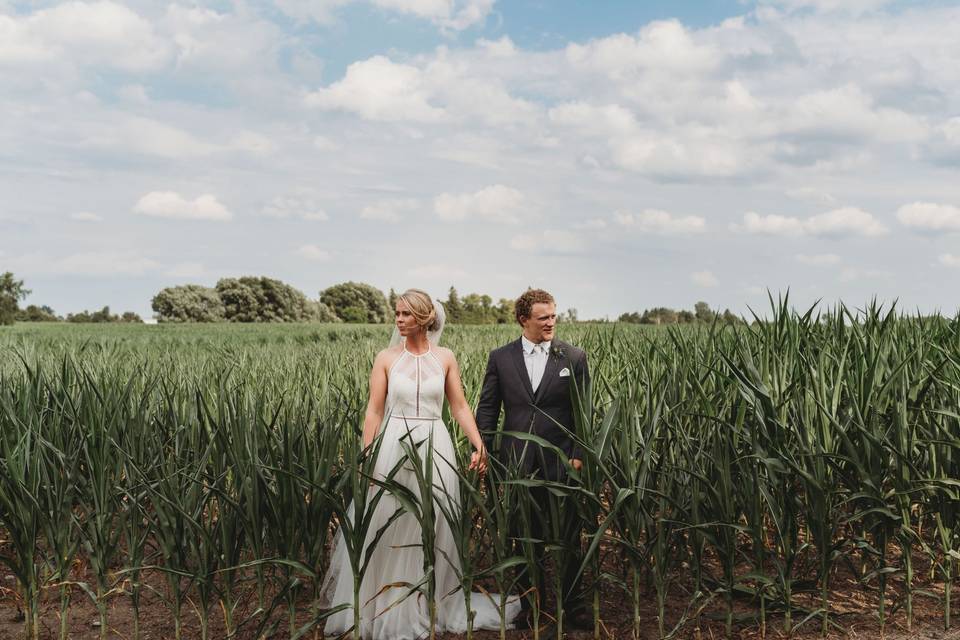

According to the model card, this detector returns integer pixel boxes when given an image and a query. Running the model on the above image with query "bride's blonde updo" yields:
[398,289,439,332]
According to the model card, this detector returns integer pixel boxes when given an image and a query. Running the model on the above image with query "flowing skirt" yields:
[321,416,520,640]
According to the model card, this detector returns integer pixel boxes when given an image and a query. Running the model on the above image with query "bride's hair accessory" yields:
[389,289,446,347]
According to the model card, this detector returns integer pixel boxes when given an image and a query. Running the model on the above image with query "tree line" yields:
[617,301,744,325]
[2,270,742,326]
[150,280,523,325]
[1,272,143,325]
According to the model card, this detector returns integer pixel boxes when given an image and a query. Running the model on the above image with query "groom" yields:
[476,288,591,631]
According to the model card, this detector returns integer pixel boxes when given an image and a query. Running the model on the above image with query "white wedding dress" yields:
[322,347,520,639]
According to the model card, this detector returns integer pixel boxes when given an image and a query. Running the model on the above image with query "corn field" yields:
[2,297,960,639]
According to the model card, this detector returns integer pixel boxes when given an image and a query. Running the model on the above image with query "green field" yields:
[2,303,960,639]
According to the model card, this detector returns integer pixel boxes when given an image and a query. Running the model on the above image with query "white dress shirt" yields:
[521,335,551,393]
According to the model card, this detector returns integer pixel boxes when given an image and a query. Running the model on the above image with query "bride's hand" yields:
[469,446,487,475]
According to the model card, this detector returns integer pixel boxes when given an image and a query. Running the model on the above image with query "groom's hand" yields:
[570,458,583,471]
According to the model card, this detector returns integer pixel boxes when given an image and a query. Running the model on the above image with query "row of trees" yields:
[1,272,144,324]
[4,269,743,326]
[14,304,142,323]
[150,279,393,323]
[64,307,143,323]
[393,287,518,325]
[617,301,743,325]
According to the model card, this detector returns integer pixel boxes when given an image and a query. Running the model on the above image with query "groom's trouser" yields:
[510,484,585,615]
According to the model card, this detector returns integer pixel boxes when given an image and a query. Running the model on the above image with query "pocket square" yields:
[559,367,570,377]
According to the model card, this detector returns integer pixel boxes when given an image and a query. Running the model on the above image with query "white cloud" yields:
[275,0,492,31]
[262,196,329,221]
[896,202,960,233]
[305,56,446,123]
[0,1,170,70]
[427,59,539,126]
[548,102,638,137]
[296,245,332,261]
[796,253,841,266]
[159,5,291,76]
[549,101,754,178]
[360,198,420,222]
[477,35,517,57]
[939,254,960,267]
[434,0,495,31]
[434,185,529,224]
[510,230,585,254]
[805,207,887,237]
[783,85,926,144]
[734,207,886,237]
[70,212,103,222]
[566,20,718,80]
[134,192,232,221]
[613,209,706,234]
[85,116,219,159]
[306,53,537,127]
[691,270,718,287]
[734,211,806,236]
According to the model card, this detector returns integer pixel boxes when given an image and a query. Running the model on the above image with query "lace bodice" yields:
[386,348,446,419]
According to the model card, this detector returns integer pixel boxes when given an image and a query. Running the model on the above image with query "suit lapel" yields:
[509,338,535,400]
[534,340,563,404]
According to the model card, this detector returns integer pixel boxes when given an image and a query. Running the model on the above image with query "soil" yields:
[2,546,960,640]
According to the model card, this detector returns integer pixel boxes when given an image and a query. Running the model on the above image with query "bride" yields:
[321,289,520,639]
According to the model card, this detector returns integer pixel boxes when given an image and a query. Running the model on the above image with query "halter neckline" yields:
[403,346,432,358]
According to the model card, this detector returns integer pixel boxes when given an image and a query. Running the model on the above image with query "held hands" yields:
[468,445,488,476]
[570,458,583,472]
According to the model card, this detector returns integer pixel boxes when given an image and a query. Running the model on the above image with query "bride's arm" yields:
[441,350,487,473]
[362,352,389,448]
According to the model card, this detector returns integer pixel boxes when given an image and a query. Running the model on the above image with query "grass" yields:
[2,300,960,639]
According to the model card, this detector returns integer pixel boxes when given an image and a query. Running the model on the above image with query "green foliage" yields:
[320,281,390,323]
[66,306,142,323]
[307,299,340,323]
[217,276,316,323]
[16,305,59,322]
[152,284,226,323]
[618,301,743,325]
[694,300,713,322]
[0,271,31,325]
[443,286,513,324]
[2,302,960,638]
[153,279,340,324]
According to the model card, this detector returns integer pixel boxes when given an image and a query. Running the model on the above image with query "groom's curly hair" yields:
[515,288,555,325]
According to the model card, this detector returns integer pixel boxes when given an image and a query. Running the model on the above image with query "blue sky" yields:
[2,0,960,320]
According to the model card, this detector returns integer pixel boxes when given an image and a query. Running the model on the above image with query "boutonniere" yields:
[550,345,566,361]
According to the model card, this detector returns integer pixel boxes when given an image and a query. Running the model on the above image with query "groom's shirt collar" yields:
[521,335,551,355]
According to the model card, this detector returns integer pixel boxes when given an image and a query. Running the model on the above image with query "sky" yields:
[2,0,960,321]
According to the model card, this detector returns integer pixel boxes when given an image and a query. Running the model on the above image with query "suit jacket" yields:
[476,338,590,481]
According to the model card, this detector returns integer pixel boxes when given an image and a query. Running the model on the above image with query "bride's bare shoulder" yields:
[433,346,457,365]
[374,345,404,367]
